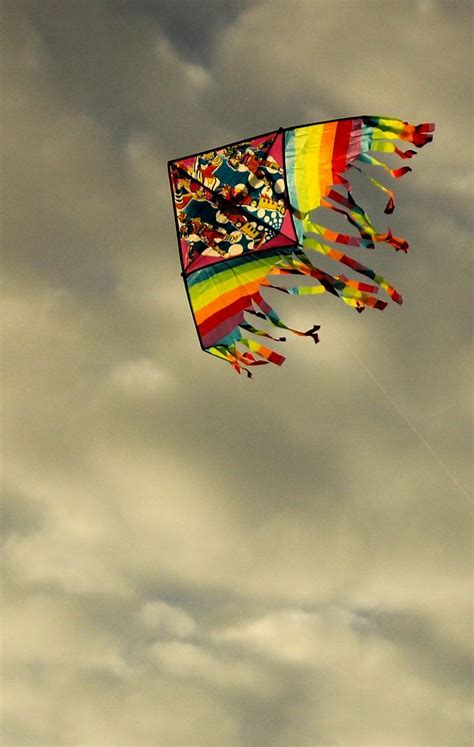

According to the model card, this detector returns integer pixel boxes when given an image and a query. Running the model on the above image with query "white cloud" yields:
[110,358,168,395]
[139,599,196,638]
[214,607,373,666]
[149,640,274,695]
[185,61,211,88]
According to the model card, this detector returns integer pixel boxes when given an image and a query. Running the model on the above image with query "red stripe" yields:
[198,293,253,337]
[391,166,411,178]
[332,119,353,183]
[267,350,285,365]
[358,282,378,293]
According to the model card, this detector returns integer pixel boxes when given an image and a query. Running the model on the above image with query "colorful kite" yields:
[168,116,434,377]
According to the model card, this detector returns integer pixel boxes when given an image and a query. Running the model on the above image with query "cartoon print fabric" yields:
[170,130,293,270]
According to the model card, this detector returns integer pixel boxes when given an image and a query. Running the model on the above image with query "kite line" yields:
[355,354,472,505]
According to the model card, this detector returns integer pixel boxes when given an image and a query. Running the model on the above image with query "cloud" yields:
[213,604,473,744]
[149,640,274,696]
[110,358,168,395]
[139,599,196,637]
[2,0,472,745]
[3,592,129,677]
[214,607,363,665]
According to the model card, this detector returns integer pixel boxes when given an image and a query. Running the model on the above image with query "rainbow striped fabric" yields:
[168,116,434,376]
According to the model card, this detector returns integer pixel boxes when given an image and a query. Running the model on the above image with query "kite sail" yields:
[168,116,434,377]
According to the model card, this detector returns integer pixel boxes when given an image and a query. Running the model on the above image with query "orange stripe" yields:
[194,275,266,324]
[318,122,338,199]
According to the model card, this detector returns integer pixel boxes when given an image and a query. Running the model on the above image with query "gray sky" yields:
[1,1,473,745]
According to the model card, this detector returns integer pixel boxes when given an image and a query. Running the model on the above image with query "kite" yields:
[168,116,434,377]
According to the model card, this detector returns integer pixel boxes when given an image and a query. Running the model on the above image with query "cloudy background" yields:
[2,0,473,744]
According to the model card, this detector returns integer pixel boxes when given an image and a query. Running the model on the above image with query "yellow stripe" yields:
[189,263,272,312]
[294,125,323,214]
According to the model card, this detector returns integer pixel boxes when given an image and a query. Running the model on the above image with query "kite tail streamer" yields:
[301,235,403,304]
[264,254,388,310]
[287,117,434,238]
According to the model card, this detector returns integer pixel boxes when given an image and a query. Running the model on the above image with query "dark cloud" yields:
[369,607,473,697]
[1,490,45,541]
[112,0,255,65]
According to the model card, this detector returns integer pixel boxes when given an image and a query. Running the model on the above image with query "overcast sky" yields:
[2,1,473,745]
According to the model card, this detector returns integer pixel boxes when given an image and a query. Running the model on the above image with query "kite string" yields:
[354,353,473,505]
